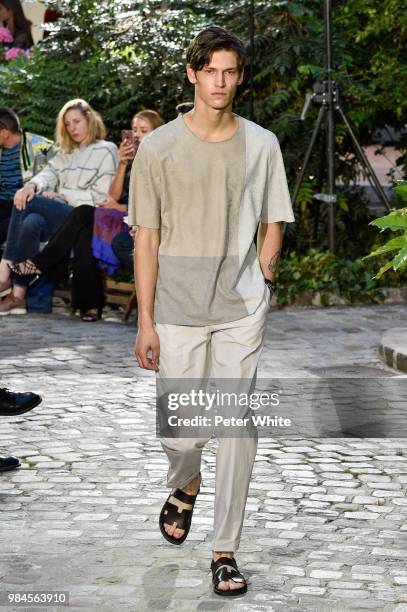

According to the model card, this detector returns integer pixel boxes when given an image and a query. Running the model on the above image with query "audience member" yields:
[0,108,55,299]
[0,0,33,50]
[0,108,23,253]
[11,109,164,320]
[110,110,165,273]
[0,98,118,316]
[0,386,42,472]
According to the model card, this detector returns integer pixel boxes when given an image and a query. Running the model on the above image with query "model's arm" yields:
[134,226,160,371]
[257,222,282,281]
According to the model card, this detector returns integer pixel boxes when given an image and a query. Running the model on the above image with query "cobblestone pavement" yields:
[1,304,407,612]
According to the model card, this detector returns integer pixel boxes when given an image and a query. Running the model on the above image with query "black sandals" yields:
[8,261,41,287]
[211,556,247,597]
[159,479,201,545]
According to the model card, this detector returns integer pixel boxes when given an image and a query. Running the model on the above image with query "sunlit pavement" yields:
[1,304,407,611]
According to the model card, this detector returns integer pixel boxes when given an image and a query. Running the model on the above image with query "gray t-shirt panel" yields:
[128,114,294,326]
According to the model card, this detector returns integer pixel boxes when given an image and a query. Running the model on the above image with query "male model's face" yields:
[187,49,243,111]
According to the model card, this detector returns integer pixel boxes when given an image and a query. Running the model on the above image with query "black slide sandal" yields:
[211,557,248,597]
[159,485,200,545]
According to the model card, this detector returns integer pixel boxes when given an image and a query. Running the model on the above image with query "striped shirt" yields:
[30,140,118,207]
[0,143,23,201]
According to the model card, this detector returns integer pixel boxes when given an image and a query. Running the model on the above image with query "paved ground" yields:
[1,304,407,612]
[381,328,407,373]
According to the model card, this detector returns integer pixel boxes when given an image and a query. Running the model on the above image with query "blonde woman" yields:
[0,98,118,315]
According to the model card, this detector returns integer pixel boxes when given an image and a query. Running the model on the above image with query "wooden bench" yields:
[105,279,137,321]
[53,279,137,321]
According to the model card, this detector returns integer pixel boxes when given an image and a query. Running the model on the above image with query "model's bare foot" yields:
[163,474,201,539]
[212,552,246,592]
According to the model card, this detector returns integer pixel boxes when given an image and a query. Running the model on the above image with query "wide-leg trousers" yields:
[155,290,269,552]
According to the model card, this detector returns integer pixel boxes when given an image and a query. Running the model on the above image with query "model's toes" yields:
[163,522,184,538]
[164,522,174,536]
[229,580,245,591]
[217,580,231,591]
[173,527,185,538]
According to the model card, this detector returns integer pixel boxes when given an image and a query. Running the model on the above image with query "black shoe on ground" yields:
[0,388,42,416]
[0,456,20,472]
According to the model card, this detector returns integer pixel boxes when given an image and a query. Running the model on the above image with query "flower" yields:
[0,27,13,43]
[5,47,28,60]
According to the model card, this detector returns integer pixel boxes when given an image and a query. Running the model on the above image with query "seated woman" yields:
[0,98,118,316]
[0,0,33,50]
[10,109,165,322]
[108,109,164,273]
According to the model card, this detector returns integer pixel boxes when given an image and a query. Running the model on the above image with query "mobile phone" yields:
[121,129,134,145]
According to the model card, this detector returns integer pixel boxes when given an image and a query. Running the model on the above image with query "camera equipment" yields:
[291,0,391,252]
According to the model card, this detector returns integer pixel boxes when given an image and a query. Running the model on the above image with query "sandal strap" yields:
[172,487,199,505]
[211,557,245,585]
[161,488,199,530]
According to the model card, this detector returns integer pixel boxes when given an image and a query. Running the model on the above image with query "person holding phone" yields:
[109,110,164,273]
[1,98,118,317]
[10,110,164,319]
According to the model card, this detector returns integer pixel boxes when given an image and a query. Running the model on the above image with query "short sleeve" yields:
[261,136,295,224]
[128,139,161,229]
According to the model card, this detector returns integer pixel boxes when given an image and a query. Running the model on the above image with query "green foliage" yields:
[1,0,406,263]
[277,248,407,306]
[0,0,216,139]
[364,184,407,277]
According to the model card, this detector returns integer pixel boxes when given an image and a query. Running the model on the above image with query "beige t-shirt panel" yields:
[128,114,294,326]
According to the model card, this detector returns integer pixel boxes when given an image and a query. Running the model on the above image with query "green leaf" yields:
[370,211,407,231]
[365,235,407,258]
[391,247,407,271]
[374,260,394,279]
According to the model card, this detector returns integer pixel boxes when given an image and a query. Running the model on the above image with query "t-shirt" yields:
[0,142,23,201]
[128,114,295,326]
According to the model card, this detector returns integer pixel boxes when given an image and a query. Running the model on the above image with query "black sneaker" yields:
[0,456,20,472]
[0,388,42,416]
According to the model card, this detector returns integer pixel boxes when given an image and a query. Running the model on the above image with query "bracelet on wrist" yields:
[264,278,276,294]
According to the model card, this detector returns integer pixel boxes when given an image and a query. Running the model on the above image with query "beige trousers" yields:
[155,290,269,551]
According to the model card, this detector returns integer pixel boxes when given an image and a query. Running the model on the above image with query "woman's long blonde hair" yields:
[55,99,106,152]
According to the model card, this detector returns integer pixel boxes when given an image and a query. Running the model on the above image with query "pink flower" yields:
[5,47,28,60]
[0,26,13,43]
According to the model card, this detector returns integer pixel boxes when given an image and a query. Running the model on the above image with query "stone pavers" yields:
[381,328,407,373]
[0,303,407,611]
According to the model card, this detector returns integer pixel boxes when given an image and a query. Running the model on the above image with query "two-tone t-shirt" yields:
[128,114,295,326]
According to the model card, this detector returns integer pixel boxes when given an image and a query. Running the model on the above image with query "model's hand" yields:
[119,139,136,164]
[14,183,36,210]
[135,326,160,371]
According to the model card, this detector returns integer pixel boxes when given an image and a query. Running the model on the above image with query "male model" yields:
[0,387,42,471]
[129,26,294,596]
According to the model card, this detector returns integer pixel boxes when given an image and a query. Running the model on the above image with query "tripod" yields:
[292,0,392,252]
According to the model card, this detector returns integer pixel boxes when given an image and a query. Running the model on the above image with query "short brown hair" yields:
[55,99,106,152]
[132,110,164,131]
[0,107,21,133]
[186,26,247,74]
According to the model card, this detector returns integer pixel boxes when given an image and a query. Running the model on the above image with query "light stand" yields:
[292,0,392,252]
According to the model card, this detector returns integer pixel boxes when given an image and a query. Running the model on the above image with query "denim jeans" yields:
[4,195,72,262]
[18,213,51,261]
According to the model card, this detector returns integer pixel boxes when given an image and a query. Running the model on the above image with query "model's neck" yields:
[184,100,237,143]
